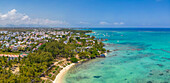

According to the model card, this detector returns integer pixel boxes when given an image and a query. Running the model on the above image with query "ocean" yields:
[63,28,170,83]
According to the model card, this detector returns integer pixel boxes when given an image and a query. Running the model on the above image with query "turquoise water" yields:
[63,28,170,83]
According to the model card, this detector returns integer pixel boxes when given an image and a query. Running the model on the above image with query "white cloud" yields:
[99,21,109,25]
[99,21,124,25]
[79,21,89,24]
[114,22,119,25]
[120,22,124,25]
[114,22,124,25]
[9,9,17,15]
[0,9,68,26]
[21,15,29,20]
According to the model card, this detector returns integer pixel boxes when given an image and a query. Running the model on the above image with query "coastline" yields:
[60,29,170,83]
[52,30,108,83]
[53,63,75,83]
[52,53,108,83]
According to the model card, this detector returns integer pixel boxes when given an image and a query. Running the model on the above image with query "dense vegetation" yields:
[55,29,92,34]
[0,52,54,82]
[39,41,75,58]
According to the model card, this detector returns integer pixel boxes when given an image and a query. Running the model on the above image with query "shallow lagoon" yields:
[63,28,170,83]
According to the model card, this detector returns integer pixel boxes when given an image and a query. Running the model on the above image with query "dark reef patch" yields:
[160,82,169,83]
[147,81,152,83]
[165,69,169,73]
[93,76,102,78]
[149,73,153,75]
[159,73,164,76]
[67,76,90,80]
[150,56,166,62]
[162,57,170,60]
[157,64,164,67]
[118,42,152,50]
[151,49,170,53]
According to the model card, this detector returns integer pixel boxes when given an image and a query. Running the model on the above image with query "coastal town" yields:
[0,0,169,83]
[0,28,107,83]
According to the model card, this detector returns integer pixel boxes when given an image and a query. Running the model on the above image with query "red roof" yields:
[0,54,3,56]
[22,54,27,56]
[0,54,23,58]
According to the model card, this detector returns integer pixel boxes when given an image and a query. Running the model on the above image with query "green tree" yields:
[70,57,78,63]
[78,52,90,59]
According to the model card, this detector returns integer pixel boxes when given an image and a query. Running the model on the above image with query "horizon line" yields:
[0,26,170,28]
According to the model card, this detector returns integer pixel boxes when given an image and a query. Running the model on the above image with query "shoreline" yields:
[52,53,108,83]
[53,63,75,83]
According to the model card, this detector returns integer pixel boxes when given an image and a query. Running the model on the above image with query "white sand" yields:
[53,63,75,83]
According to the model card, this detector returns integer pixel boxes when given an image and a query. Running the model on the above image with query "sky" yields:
[0,0,170,28]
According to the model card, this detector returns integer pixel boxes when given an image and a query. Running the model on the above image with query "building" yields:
[0,54,23,60]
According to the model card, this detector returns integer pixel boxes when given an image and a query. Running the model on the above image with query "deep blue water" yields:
[79,28,170,31]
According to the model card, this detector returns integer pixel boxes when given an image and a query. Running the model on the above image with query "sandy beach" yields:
[53,63,75,83]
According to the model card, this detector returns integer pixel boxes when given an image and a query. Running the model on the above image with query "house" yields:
[39,43,42,46]
[36,43,43,48]
[0,31,8,34]
[85,46,92,49]
[18,41,22,44]
[20,53,28,57]
[76,33,80,35]
[0,54,23,60]
[77,42,82,45]
[64,41,68,44]
[99,54,106,58]
[55,38,60,41]
[5,43,10,48]
[13,46,18,50]
[10,45,14,49]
